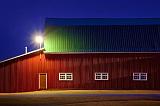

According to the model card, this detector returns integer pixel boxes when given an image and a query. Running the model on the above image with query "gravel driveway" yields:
[0,90,160,106]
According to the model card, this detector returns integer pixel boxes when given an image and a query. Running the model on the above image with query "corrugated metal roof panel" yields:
[44,18,160,52]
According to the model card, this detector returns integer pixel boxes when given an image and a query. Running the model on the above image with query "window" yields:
[133,73,147,81]
[59,73,73,80]
[95,73,109,80]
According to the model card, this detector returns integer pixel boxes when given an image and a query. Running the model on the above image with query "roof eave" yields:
[0,48,45,64]
[44,51,160,54]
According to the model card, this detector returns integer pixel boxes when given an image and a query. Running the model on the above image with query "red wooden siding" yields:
[0,53,160,92]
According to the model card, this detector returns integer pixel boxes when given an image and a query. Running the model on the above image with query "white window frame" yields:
[95,72,109,80]
[133,73,147,81]
[59,73,73,81]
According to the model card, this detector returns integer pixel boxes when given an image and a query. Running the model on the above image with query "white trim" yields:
[59,73,73,81]
[133,73,147,81]
[95,72,109,80]
[39,73,47,89]
[44,51,160,54]
[0,48,45,64]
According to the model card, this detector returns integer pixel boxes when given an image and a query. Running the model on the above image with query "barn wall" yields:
[0,53,160,92]
[46,53,160,90]
[0,52,44,92]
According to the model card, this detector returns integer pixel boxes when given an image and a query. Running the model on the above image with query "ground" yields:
[0,90,160,106]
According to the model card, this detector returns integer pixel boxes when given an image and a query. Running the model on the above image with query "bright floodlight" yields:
[35,36,43,48]
[35,36,43,43]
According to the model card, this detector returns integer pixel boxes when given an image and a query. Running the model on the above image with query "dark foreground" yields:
[0,90,160,106]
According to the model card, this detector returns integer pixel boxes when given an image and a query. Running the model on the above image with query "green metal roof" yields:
[44,18,160,53]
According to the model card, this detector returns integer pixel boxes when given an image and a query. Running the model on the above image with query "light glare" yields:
[35,36,43,44]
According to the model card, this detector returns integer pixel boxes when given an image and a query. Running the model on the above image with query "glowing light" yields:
[33,31,44,49]
[35,36,43,44]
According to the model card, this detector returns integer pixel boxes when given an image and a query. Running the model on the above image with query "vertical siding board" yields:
[67,56,73,88]
[85,57,89,89]
[57,56,61,88]
[88,56,93,89]
[22,59,25,91]
[4,65,7,92]
[4,65,9,92]
[49,57,53,89]
[26,56,30,91]
[156,57,160,89]
[72,56,76,88]
[92,57,96,88]
[26,57,29,91]
[73,56,77,88]
[3,65,5,92]
[108,56,112,89]
[28,56,33,91]
[45,56,49,88]
[112,56,116,89]
[121,57,125,89]
[60,57,66,88]
[0,66,1,92]
[36,55,41,90]
[151,58,154,89]
[0,65,3,92]
[29,56,34,91]
[83,57,88,89]
[125,56,130,89]
[18,60,22,92]
[55,56,60,88]
[121,57,124,89]
[23,59,27,92]
[10,63,15,92]
[54,56,58,88]
[49,56,54,89]
[154,55,160,89]
[30,55,35,91]
[153,57,156,89]
[14,61,18,92]
[2,65,5,92]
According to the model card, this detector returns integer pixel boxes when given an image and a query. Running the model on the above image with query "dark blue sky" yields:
[0,0,160,60]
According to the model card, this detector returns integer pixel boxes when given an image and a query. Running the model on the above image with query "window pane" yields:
[66,74,72,76]
[102,76,108,79]
[141,73,147,76]
[60,76,65,79]
[134,73,139,76]
[102,73,107,76]
[66,76,72,79]
[60,74,65,76]
[141,76,147,80]
[134,76,139,80]
[96,73,101,76]
[96,76,101,79]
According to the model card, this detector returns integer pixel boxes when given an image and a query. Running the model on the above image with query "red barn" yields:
[1,18,160,92]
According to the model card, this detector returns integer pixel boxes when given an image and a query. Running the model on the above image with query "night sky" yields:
[0,0,160,60]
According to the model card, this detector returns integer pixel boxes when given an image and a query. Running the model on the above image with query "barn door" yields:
[39,73,47,89]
